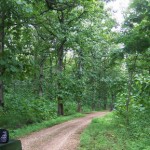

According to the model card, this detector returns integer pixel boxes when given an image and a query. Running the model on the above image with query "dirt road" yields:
[20,112,108,150]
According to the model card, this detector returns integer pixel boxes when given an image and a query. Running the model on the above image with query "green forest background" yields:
[0,0,149,148]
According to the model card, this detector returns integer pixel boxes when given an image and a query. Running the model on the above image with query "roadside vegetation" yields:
[80,0,150,149]
[10,113,84,139]
[79,113,150,150]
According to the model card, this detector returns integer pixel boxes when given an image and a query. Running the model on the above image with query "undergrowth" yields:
[10,113,84,139]
[79,113,150,150]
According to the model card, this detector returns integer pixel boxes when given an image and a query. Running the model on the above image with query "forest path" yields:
[19,111,108,150]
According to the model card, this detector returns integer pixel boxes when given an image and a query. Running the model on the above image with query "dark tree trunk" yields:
[38,54,46,97]
[103,95,107,110]
[0,13,5,107]
[33,53,38,95]
[99,100,101,110]
[76,49,83,112]
[58,98,64,116]
[57,38,66,116]
[39,62,44,97]
[77,102,81,112]
[57,79,64,116]
[110,93,115,111]
[92,85,96,111]
[49,54,53,100]
[91,103,95,111]
[104,102,107,110]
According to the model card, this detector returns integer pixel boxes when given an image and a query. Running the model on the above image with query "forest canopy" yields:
[0,1,149,144]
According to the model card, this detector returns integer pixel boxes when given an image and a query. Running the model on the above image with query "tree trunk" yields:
[76,49,83,112]
[104,100,107,110]
[57,38,66,116]
[0,12,5,107]
[77,101,81,112]
[58,98,64,116]
[91,103,95,111]
[103,94,107,110]
[92,85,96,111]
[110,93,115,111]
[99,99,101,110]
[39,62,44,97]
[49,54,53,99]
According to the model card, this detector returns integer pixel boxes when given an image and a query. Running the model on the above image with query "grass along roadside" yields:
[79,113,150,150]
[10,113,85,139]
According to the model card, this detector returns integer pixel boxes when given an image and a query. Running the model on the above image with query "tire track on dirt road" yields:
[20,111,108,150]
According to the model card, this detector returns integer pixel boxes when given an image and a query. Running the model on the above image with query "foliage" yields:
[0,1,149,148]
[79,113,150,150]
[0,0,116,127]
[123,0,150,53]
[0,97,57,129]
[10,113,85,139]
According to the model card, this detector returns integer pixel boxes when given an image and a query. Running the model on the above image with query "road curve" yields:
[19,111,108,150]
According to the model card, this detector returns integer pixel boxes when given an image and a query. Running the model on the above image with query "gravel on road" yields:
[20,111,108,150]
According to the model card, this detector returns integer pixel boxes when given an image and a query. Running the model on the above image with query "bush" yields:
[79,113,150,150]
[0,97,57,129]
[64,101,77,115]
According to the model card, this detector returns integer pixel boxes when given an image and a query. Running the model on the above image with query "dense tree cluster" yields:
[0,0,149,133]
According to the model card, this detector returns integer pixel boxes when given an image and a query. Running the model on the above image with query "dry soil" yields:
[19,111,108,150]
